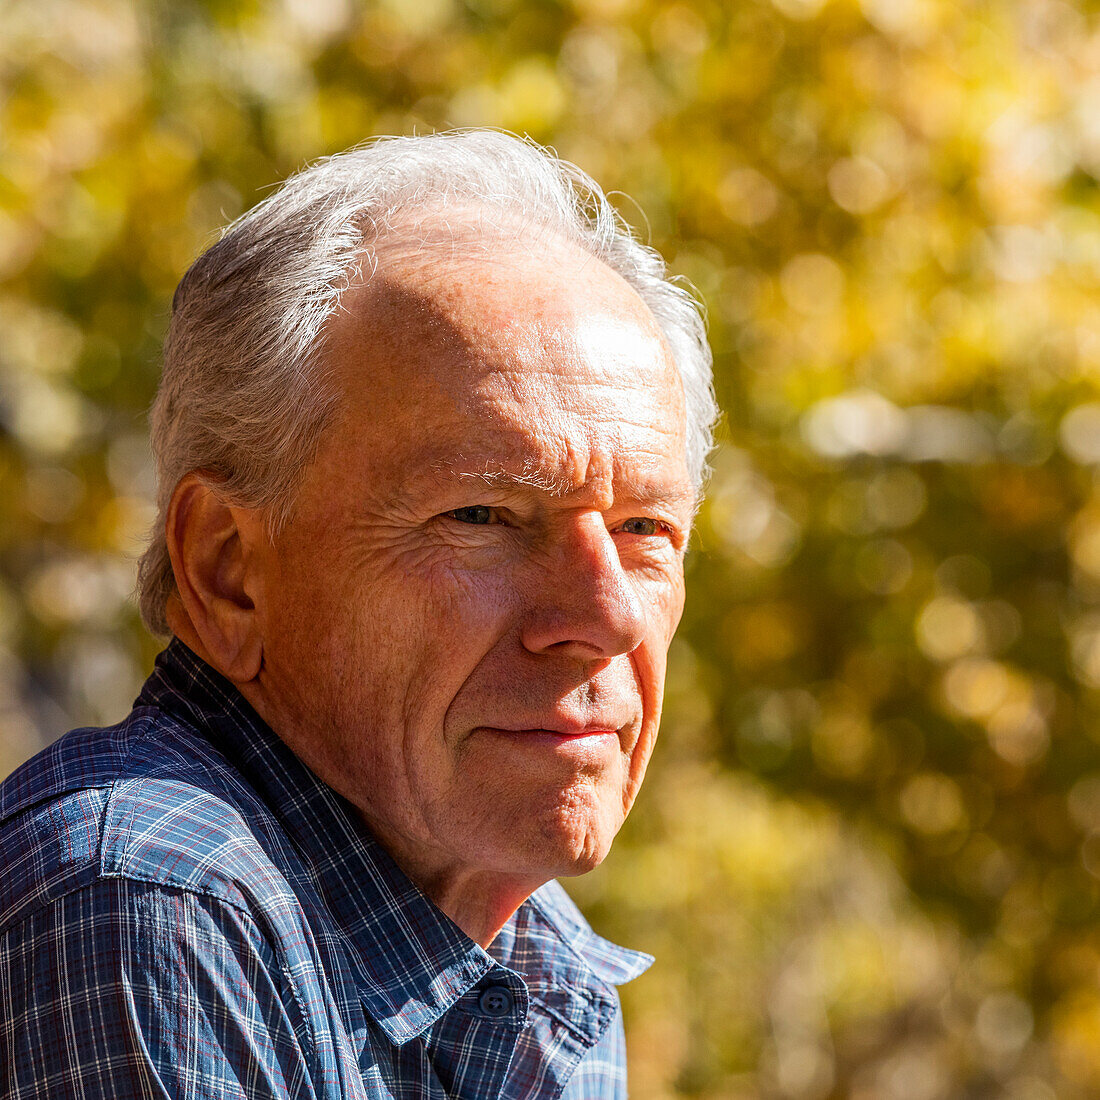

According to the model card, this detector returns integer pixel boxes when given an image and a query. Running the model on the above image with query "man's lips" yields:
[472,726,623,754]
[476,726,621,738]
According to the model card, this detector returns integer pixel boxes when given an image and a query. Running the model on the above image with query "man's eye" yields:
[619,517,661,536]
[448,506,495,525]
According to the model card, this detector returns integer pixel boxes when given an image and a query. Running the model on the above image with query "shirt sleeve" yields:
[0,877,319,1099]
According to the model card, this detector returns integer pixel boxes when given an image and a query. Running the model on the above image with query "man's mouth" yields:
[477,725,621,738]
[473,726,622,753]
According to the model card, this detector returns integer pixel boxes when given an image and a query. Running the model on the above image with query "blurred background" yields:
[4,0,1100,1095]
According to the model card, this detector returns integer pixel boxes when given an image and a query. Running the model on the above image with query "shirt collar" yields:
[139,639,650,1044]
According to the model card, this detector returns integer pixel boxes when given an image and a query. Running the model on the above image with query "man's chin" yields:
[550,845,610,879]
[501,811,619,881]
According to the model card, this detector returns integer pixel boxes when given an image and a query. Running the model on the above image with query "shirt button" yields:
[478,984,514,1018]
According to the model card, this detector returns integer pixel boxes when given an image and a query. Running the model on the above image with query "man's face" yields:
[250,236,694,891]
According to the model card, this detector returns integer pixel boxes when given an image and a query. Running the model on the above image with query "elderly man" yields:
[0,131,714,1098]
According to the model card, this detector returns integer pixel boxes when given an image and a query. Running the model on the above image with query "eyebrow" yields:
[411,455,694,510]
[453,460,575,497]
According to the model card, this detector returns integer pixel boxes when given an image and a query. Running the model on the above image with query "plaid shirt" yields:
[0,640,651,1098]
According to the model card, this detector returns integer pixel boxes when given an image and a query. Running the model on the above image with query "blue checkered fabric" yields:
[0,640,652,1098]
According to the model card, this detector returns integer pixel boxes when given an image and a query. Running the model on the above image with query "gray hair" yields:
[137,130,716,636]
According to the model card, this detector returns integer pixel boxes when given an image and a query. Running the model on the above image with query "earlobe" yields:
[165,473,264,683]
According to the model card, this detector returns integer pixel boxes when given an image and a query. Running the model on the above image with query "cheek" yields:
[629,642,669,763]
[337,561,524,720]
[412,561,523,651]
[621,573,683,785]
[656,568,687,633]
[632,571,684,687]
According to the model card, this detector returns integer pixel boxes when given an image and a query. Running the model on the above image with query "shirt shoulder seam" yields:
[0,864,259,940]
[102,712,161,880]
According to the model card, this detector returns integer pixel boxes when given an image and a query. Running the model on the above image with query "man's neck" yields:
[357,816,545,947]
[399,864,540,948]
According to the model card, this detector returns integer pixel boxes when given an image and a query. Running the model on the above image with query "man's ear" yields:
[164,472,266,684]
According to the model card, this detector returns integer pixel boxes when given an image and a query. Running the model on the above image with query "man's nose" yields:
[519,515,647,661]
